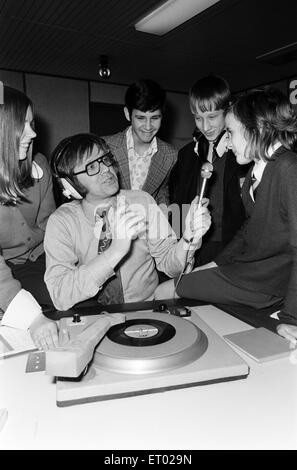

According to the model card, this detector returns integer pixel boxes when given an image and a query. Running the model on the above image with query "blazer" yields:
[215,146,297,325]
[103,129,177,206]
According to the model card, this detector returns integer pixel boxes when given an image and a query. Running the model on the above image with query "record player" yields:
[53,308,249,407]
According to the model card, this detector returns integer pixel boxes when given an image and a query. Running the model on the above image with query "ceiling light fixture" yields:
[98,55,111,79]
[135,0,220,35]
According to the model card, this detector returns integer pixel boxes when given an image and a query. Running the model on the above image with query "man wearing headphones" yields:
[32,133,211,348]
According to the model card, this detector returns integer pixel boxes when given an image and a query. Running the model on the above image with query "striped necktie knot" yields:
[250,173,259,201]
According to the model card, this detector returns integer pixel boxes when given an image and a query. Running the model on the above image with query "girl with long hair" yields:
[0,85,57,349]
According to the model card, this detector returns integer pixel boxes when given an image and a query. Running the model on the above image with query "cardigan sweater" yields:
[44,190,186,311]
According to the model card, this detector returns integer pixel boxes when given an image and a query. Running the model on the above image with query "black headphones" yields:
[50,137,83,200]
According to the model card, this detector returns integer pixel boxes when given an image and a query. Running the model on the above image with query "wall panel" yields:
[0,70,24,91]
[25,74,89,158]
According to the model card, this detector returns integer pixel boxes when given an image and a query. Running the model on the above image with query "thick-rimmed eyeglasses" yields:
[73,152,114,176]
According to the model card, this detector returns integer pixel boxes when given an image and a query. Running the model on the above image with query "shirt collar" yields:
[126,126,157,157]
[31,161,43,179]
[93,203,112,218]
[214,131,229,158]
[194,130,228,158]
[126,126,134,150]
[252,141,282,181]
[81,197,115,223]
[268,141,282,157]
[252,158,267,181]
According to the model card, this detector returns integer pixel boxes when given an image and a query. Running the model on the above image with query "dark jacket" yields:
[170,132,246,246]
[215,146,297,325]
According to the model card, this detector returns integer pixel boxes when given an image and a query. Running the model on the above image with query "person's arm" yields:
[173,197,211,272]
[277,160,297,330]
[169,143,196,206]
[155,147,178,207]
[44,202,145,311]
[33,154,56,233]
[0,253,58,349]
[155,173,170,207]
[168,159,179,205]
[0,253,21,313]
[23,155,56,258]
[147,195,211,277]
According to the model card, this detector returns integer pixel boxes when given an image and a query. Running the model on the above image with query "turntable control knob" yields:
[158,303,168,312]
[72,313,81,323]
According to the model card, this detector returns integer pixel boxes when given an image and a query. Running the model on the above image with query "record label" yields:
[107,318,176,346]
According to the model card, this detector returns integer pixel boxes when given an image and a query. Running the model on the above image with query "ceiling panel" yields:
[0,0,296,92]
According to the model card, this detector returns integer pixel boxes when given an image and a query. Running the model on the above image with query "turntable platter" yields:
[93,312,208,374]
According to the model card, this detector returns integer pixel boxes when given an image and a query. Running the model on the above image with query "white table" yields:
[0,305,296,450]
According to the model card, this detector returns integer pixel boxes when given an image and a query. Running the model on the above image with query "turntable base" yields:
[55,310,249,407]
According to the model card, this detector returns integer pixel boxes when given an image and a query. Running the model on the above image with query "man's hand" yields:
[109,198,146,257]
[29,314,59,350]
[183,197,211,245]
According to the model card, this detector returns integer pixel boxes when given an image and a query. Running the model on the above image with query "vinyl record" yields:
[107,318,176,346]
[94,311,208,374]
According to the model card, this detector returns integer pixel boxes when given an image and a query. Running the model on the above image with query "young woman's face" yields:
[19,106,36,160]
[225,112,252,165]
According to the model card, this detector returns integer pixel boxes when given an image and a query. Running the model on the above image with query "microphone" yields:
[174,161,213,297]
[198,161,213,207]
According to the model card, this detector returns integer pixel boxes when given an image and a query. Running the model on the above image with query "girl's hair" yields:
[0,86,34,205]
[51,133,115,197]
[227,87,297,162]
[189,75,231,114]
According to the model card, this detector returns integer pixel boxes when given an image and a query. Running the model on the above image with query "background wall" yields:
[26,74,89,157]
[0,69,193,159]
[0,69,295,160]
[0,70,24,91]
